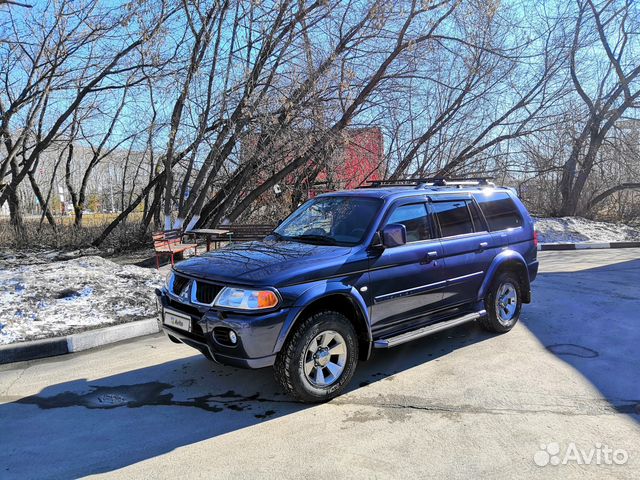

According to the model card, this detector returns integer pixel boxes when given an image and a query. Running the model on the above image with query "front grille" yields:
[167,299,200,317]
[172,274,190,296]
[194,280,222,305]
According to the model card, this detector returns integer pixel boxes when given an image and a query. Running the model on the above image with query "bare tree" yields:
[3,0,639,250]
[558,0,640,215]
[0,0,173,233]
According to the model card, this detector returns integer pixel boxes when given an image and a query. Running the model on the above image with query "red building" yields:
[311,127,385,195]
[239,127,385,220]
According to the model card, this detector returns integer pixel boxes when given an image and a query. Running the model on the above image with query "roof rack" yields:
[359,177,495,189]
[360,178,432,188]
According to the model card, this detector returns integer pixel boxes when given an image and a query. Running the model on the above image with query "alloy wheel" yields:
[303,330,347,387]
[495,281,518,325]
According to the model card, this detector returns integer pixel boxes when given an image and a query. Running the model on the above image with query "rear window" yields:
[432,201,474,237]
[473,192,522,231]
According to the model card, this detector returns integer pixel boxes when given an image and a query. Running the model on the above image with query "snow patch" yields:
[534,217,640,244]
[0,255,162,345]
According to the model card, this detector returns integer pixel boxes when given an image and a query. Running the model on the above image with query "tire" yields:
[479,271,522,333]
[274,310,359,403]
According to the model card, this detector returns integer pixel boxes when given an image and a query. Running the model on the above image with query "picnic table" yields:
[216,224,276,243]
[183,228,230,252]
[183,224,275,252]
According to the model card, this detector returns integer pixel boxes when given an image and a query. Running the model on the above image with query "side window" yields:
[386,203,431,242]
[468,200,486,232]
[433,201,474,237]
[473,192,522,231]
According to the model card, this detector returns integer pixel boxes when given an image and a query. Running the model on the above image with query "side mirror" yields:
[381,223,407,248]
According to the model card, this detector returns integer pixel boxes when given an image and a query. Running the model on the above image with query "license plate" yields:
[163,308,192,332]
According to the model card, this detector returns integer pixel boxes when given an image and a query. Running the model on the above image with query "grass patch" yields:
[0,213,151,252]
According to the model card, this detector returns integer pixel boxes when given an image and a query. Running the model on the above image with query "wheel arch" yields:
[478,250,531,303]
[276,287,372,361]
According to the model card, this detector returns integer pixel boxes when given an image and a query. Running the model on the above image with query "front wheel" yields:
[274,311,359,403]
[480,271,522,333]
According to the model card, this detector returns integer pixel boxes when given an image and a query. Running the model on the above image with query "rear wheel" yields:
[480,271,522,333]
[274,311,359,403]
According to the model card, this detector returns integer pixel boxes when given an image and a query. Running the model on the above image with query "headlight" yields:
[214,287,279,310]
[165,271,174,290]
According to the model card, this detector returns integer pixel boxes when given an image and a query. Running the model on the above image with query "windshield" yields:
[274,196,382,246]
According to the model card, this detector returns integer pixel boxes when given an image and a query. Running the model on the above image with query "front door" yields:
[368,201,445,335]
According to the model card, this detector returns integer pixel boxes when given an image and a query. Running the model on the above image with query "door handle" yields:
[422,251,439,264]
[478,242,489,251]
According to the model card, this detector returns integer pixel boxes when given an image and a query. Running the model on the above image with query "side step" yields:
[373,310,487,349]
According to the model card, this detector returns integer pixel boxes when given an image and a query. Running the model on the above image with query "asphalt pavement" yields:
[1,249,639,479]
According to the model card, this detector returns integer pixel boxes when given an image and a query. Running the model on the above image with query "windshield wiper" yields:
[289,234,339,245]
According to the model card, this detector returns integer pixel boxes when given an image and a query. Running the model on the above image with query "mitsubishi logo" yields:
[178,280,192,301]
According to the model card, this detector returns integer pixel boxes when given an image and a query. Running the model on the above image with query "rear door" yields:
[430,195,496,307]
[368,199,445,334]
[472,190,526,249]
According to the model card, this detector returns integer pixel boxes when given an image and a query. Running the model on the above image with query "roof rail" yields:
[429,177,495,188]
[359,178,433,188]
[359,177,495,189]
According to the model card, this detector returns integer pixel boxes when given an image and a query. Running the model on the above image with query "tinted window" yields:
[433,201,474,237]
[386,203,430,242]
[473,192,522,231]
[468,200,486,231]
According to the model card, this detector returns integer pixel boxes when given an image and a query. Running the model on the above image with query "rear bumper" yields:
[156,288,290,369]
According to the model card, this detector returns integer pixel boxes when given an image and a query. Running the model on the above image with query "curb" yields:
[0,318,160,365]
[538,241,640,251]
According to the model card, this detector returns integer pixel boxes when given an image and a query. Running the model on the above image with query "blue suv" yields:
[156,178,538,402]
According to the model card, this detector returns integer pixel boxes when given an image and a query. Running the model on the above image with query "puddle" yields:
[17,383,174,410]
[254,409,276,419]
[546,343,599,358]
[17,382,287,415]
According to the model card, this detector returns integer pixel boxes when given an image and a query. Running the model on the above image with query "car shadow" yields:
[1,322,492,479]
[520,257,640,419]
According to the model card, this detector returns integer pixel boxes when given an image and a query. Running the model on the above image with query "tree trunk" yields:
[558,127,604,216]
[27,170,57,230]
[7,184,25,238]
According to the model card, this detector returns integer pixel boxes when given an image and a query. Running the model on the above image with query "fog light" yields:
[229,330,238,344]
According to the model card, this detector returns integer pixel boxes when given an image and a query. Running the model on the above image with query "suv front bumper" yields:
[155,288,297,369]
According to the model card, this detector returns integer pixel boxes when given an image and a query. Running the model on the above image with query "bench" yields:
[152,229,198,269]
[213,224,275,243]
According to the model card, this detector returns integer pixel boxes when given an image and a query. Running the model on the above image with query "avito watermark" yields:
[534,442,628,467]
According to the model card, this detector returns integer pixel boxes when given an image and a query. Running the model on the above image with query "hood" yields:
[173,240,356,286]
